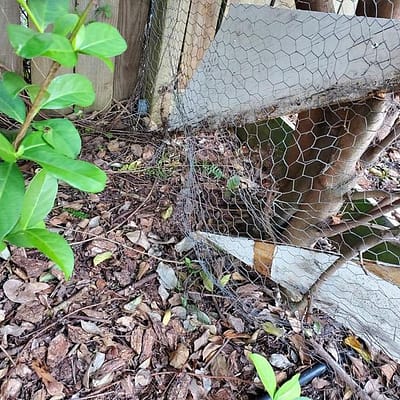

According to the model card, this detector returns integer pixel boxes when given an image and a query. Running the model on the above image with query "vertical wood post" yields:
[114,0,150,101]
[75,0,120,112]
[145,0,191,126]
[0,0,22,73]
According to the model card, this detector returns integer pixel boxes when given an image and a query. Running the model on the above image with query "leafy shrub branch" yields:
[0,0,127,278]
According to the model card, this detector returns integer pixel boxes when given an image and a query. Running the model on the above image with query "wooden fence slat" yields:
[30,1,74,116]
[75,0,120,112]
[0,0,22,73]
[145,0,191,126]
[179,0,222,90]
[114,0,150,101]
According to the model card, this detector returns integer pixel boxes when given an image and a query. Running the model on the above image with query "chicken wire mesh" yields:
[143,0,400,359]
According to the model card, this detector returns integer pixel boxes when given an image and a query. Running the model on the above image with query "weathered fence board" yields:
[0,0,22,73]
[179,0,222,89]
[75,0,120,112]
[114,0,150,100]
[195,231,400,362]
[145,0,191,125]
[169,5,400,129]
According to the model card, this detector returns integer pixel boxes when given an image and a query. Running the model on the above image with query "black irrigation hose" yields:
[253,363,328,400]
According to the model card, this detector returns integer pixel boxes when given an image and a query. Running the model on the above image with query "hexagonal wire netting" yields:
[146,0,400,360]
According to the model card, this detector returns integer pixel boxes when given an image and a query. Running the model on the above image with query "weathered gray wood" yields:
[114,0,150,100]
[169,6,400,129]
[0,0,22,73]
[272,245,400,362]
[195,231,400,362]
[75,0,120,112]
[179,0,222,89]
[145,0,191,125]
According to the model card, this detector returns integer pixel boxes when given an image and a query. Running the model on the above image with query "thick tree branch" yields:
[323,198,400,237]
[360,117,400,164]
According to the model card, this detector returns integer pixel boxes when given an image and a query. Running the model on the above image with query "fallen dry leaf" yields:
[47,334,70,368]
[269,353,293,369]
[170,343,189,369]
[31,359,64,397]
[1,378,23,399]
[210,354,231,376]
[126,230,151,250]
[380,362,397,385]
[166,373,191,400]
[194,329,210,352]
[3,279,49,304]
[344,336,371,363]
[134,369,152,387]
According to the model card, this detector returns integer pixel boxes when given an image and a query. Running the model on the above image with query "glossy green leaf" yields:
[41,74,95,109]
[0,163,25,240]
[275,374,301,400]
[53,13,79,36]
[7,24,36,53]
[0,133,17,163]
[6,228,74,279]
[29,0,70,31]
[33,118,81,158]
[21,135,106,193]
[73,22,127,58]
[8,26,76,66]
[0,241,6,252]
[18,170,58,230]
[41,34,77,67]
[249,353,276,398]
[8,25,51,58]
[2,72,27,96]
[0,77,26,123]
[25,84,49,106]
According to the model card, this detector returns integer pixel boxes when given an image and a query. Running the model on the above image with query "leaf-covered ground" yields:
[0,128,399,400]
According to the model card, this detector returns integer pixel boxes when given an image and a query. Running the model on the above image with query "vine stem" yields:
[13,61,61,150]
[16,0,43,32]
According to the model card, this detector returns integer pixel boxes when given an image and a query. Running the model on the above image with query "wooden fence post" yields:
[145,0,191,126]
[0,0,22,74]
[179,0,223,90]
[75,0,120,112]
[114,0,150,101]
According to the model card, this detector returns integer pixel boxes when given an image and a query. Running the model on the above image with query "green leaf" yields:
[21,135,106,193]
[8,25,51,58]
[29,0,70,31]
[274,374,301,400]
[6,228,74,279]
[41,74,95,109]
[18,170,58,230]
[93,251,113,266]
[0,163,25,240]
[249,353,276,398]
[2,72,27,96]
[7,24,36,53]
[53,13,79,36]
[0,77,26,123]
[41,34,77,67]
[33,118,81,158]
[200,270,214,292]
[0,133,17,163]
[73,22,127,58]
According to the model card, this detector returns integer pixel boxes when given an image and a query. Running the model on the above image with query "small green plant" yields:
[226,174,240,192]
[0,0,127,278]
[249,353,311,400]
[200,162,224,179]
[63,208,89,220]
